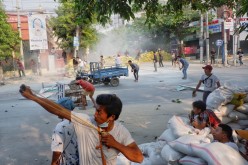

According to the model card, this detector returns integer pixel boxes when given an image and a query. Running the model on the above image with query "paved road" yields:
[0,62,248,165]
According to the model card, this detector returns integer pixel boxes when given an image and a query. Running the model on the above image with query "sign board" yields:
[224,18,234,31]
[28,13,48,50]
[215,40,223,47]
[209,24,221,33]
[73,36,79,47]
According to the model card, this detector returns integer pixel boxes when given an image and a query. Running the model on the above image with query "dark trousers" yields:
[133,70,139,80]
[239,57,243,65]
[211,56,215,64]
[203,91,212,104]
[18,69,25,77]
[159,60,164,67]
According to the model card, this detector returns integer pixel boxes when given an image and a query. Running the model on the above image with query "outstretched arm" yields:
[19,84,71,120]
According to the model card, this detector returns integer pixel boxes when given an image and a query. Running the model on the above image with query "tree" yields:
[49,0,98,52]
[59,0,236,25]
[0,3,20,60]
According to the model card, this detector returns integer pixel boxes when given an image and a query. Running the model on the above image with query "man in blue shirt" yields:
[177,56,189,79]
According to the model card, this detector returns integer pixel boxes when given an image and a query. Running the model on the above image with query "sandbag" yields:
[236,104,248,115]
[149,151,167,165]
[191,142,248,165]
[161,144,184,162]
[117,154,131,165]
[158,128,177,142]
[138,143,153,156]
[169,134,211,156]
[238,120,248,126]
[228,111,248,120]
[218,116,233,124]
[206,87,233,109]
[218,104,235,116]
[179,156,207,165]
[130,157,151,165]
[224,81,247,94]
[228,122,247,130]
[168,116,194,138]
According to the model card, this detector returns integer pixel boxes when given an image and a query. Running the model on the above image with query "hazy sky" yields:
[2,0,59,12]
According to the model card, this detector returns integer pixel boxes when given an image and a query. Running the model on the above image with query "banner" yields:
[28,13,48,50]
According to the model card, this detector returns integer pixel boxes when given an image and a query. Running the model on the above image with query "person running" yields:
[192,65,220,103]
[177,56,189,79]
[128,60,139,82]
[51,97,79,165]
[19,85,144,165]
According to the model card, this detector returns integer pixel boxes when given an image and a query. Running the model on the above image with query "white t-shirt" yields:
[115,56,121,65]
[51,120,79,165]
[71,112,134,165]
[225,142,239,151]
[200,74,219,92]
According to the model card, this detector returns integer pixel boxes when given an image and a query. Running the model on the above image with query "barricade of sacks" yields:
[206,81,248,130]
[117,116,248,165]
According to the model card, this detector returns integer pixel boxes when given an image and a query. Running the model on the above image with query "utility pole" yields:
[223,11,228,67]
[16,0,24,67]
[233,6,237,67]
[206,11,210,64]
[73,25,80,58]
[199,13,204,63]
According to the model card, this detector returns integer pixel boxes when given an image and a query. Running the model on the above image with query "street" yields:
[0,62,248,165]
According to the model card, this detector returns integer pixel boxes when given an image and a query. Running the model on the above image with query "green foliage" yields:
[58,0,236,27]
[0,4,20,59]
[49,0,98,50]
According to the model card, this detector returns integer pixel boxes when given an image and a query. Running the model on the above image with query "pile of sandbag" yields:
[207,81,248,130]
[117,116,247,165]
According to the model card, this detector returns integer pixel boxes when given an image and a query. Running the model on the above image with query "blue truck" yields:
[78,62,129,87]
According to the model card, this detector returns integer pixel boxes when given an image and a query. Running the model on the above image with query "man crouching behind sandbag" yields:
[189,100,221,130]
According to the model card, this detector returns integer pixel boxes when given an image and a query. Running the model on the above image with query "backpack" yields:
[203,109,221,128]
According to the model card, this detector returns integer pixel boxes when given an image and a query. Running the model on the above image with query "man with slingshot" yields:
[19,85,143,165]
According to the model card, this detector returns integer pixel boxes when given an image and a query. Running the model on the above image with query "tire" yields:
[110,77,119,87]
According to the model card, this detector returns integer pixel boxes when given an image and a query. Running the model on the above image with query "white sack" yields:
[179,156,207,165]
[191,142,248,165]
[238,120,248,126]
[236,104,248,115]
[228,111,248,120]
[224,81,247,93]
[218,116,233,124]
[130,157,151,165]
[149,151,167,165]
[218,104,235,116]
[117,154,131,165]
[168,116,194,138]
[158,128,177,142]
[228,122,247,130]
[206,87,233,109]
[169,134,211,156]
[161,144,184,162]
[138,143,153,156]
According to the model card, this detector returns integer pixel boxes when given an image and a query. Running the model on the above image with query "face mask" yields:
[99,119,109,128]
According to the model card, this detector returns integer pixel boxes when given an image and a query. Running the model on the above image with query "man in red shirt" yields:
[76,77,96,108]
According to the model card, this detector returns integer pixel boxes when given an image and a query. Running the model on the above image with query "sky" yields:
[2,0,59,12]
